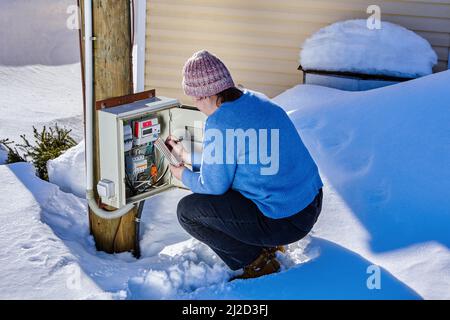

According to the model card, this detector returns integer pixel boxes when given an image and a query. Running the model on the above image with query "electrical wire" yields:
[112,216,123,253]
[134,200,144,259]
[126,154,169,194]
[125,171,138,196]
[133,164,169,193]
[154,164,169,185]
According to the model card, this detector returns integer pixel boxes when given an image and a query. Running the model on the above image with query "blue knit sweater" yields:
[182,90,323,219]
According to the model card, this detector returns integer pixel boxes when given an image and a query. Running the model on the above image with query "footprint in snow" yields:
[317,128,353,155]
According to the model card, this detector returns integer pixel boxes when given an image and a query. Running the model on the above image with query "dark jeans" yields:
[177,189,323,270]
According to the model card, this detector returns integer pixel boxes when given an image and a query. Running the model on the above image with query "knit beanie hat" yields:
[182,50,235,98]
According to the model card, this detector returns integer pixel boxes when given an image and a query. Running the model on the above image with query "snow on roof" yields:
[300,19,438,78]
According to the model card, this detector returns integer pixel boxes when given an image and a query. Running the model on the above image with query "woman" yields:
[168,50,323,280]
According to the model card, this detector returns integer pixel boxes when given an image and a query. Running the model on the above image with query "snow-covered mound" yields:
[275,71,450,250]
[274,70,450,299]
[48,141,86,198]
[300,19,437,78]
[0,0,79,66]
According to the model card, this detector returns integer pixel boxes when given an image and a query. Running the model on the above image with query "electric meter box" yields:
[98,96,206,209]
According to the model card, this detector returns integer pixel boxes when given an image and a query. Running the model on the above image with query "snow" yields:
[0,163,109,299]
[192,239,419,300]
[48,141,86,198]
[300,19,438,78]
[0,0,84,145]
[0,146,7,165]
[273,71,450,299]
[0,163,420,299]
[0,64,84,144]
[0,0,79,66]
[0,163,230,299]
[1,0,449,300]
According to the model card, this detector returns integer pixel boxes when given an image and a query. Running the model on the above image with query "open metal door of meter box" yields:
[98,96,206,209]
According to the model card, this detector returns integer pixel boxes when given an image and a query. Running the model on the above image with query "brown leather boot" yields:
[230,248,281,281]
[267,245,286,255]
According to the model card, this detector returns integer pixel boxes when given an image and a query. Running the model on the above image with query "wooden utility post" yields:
[81,0,137,254]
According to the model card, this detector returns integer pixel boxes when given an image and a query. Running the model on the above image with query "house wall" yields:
[144,0,450,102]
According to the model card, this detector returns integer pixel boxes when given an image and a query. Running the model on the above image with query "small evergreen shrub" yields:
[0,124,77,181]
[0,138,26,164]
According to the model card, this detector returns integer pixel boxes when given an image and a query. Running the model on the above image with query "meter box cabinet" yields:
[98,96,206,209]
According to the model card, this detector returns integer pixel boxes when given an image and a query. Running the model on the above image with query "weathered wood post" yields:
[80,0,137,254]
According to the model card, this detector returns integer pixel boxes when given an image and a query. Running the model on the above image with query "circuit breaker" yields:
[97,96,206,209]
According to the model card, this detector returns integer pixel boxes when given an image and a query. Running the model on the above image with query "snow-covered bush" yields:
[300,19,437,78]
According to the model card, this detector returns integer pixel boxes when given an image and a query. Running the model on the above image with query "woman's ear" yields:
[213,95,221,107]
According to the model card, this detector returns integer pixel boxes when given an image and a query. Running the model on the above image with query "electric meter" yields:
[98,96,206,209]
[133,117,161,145]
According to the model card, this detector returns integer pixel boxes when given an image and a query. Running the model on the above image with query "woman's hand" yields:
[169,164,186,181]
[165,135,191,164]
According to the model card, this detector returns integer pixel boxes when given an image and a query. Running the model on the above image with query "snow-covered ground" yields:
[0,162,421,299]
[0,65,84,144]
[1,0,449,300]
[0,0,84,144]
[0,0,79,67]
